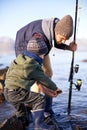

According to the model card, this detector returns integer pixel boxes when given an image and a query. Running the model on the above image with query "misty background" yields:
[0,36,87,56]
[0,0,87,68]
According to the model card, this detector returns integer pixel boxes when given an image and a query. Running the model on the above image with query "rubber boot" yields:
[16,103,29,129]
[31,109,55,130]
[44,96,54,117]
[44,97,62,129]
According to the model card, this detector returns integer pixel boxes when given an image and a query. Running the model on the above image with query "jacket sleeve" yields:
[54,42,67,50]
[31,64,58,91]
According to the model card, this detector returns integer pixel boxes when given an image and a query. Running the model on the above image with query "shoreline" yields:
[81,59,87,62]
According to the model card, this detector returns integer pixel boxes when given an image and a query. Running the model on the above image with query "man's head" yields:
[27,37,48,56]
[54,15,73,44]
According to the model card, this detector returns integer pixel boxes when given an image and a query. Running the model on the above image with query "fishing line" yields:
[52,40,56,56]
[76,0,83,36]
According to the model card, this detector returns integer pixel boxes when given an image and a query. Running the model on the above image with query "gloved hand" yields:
[69,41,77,51]
[31,82,62,97]
[38,83,62,97]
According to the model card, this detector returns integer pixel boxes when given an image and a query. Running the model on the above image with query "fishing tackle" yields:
[74,64,79,73]
[67,0,82,115]
[75,79,82,91]
[74,64,82,91]
[73,79,82,91]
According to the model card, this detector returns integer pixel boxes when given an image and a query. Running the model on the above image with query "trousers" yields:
[4,87,45,118]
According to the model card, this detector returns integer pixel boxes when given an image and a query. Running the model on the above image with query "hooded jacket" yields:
[5,53,57,91]
[15,18,67,56]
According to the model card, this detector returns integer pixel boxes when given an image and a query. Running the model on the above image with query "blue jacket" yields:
[15,18,66,56]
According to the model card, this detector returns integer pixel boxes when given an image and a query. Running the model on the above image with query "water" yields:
[0,51,87,129]
[50,50,87,129]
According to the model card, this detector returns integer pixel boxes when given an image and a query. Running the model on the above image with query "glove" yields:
[69,41,77,51]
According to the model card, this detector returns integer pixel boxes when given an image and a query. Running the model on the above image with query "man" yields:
[15,15,77,118]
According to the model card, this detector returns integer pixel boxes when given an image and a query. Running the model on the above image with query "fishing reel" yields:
[74,64,79,73]
[73,79,82,91]
[73,64,82,91]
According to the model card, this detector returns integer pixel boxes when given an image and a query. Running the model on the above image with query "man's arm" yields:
[55,41,77,51]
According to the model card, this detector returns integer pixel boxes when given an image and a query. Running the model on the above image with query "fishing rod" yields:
[67,0,82,115]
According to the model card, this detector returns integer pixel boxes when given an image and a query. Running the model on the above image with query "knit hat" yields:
[27,37,48,55]
[55,15,73,39]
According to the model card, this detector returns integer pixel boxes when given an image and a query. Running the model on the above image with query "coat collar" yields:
[23,51,43,65]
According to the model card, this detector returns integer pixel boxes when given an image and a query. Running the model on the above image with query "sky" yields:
[0,0,87,40]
